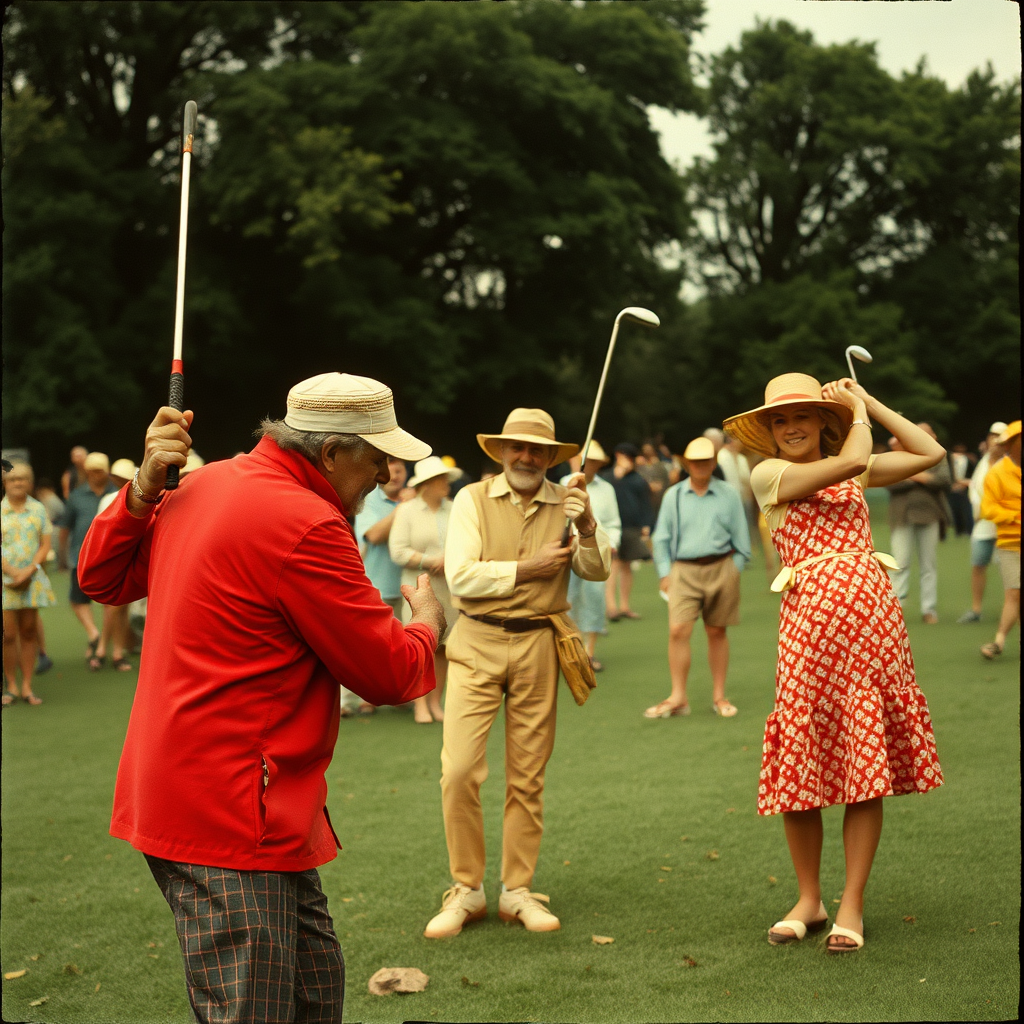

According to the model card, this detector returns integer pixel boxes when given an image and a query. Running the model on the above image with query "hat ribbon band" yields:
[500,421,557,442]
[768,392,825,404]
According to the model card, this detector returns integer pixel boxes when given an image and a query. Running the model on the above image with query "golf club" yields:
[165,100,198,491]
[562,306,661,544]
[845,345,872,384]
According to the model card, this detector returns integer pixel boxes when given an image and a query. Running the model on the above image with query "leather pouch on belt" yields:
[548,612,596,706]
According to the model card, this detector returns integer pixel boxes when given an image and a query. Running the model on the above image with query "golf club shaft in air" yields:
[165,100,198,491]
[562,307,660,545]
[845,345,872,384]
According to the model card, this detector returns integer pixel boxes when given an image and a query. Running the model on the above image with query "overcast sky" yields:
[650,0,1023,169]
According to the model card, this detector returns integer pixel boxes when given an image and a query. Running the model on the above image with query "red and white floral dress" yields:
[756,469,943,815]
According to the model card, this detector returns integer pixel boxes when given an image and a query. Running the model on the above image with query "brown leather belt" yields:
[462,612,552,633]
[676,551,732,566]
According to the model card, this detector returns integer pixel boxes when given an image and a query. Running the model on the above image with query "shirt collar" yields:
[250,436,344,513]
[682,477,718,495]
[487,472,562,506]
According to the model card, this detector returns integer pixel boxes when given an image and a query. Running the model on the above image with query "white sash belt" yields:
[770,549,899,593]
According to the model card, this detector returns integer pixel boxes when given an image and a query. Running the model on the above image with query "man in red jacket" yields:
[78,372,446,1024]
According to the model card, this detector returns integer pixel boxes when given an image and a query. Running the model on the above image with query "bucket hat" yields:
[723,373,853,459]
[477,408,579,465]
[285,372,430,462]
[408,455,462,489]
[83,452,110,473]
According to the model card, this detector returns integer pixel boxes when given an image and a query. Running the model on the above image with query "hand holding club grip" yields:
[164,367,185,489]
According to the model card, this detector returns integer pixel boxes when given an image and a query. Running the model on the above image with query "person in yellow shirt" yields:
[980,420,1021,659]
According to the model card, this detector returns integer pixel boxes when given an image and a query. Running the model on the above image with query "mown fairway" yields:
[2,523,1019,1023]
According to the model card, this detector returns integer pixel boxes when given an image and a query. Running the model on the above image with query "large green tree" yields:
[676,20,1019,442]
[3,0,705,470]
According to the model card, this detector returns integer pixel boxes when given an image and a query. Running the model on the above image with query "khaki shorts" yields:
[667,557,741,627]
[996,548,1020,591]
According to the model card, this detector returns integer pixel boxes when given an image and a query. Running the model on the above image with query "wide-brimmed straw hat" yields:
[723,373,853,459]
[285,372,430,462]
[83,452,110,473]
[477,408,579,465]
[408,455,462,489]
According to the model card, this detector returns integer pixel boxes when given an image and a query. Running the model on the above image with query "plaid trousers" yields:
[146,856,344,1024]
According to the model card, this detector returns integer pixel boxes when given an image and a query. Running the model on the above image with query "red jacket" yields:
[78,437,435,871]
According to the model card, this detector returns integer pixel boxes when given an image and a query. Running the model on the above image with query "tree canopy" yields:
[2,4,1018,474]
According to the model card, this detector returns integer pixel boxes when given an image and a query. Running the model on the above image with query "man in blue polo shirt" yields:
[644,436,750,720]
[350,455,408,713]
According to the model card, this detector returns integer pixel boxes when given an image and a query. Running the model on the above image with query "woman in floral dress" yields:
[3,463,56,706]
[725,373,945,953]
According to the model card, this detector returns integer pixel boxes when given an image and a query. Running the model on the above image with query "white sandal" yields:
[767,916,828,945]
[825,923,865,953]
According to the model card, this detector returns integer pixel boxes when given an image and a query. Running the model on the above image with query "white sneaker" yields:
[423,883,487,939]
[498,887,561,932]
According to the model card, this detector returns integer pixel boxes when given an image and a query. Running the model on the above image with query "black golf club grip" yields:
[165,370,185,490]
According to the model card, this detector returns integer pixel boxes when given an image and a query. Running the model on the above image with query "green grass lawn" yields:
[2,525,1019,1023]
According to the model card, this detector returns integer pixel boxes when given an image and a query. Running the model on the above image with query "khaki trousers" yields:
[440,615,559,891]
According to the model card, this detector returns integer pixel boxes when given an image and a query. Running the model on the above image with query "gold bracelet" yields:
[850,420,870,428]
[131,469,163,505]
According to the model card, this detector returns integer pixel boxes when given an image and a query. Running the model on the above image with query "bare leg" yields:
[97,604,118,660]
[605,560,621,617]
[774,808,827,938]
[412,694,433,723]
[994,588,1020,648]
[3,610,19,692]
[970,565,987,615]
[619,563,634,613]
[428,648,447,721]
[16,610,39,699]
[706,625,729,705]
[585,632,597,658]
[72,602,100,648]
[665,619,694,708]
[36,615,48,656]
[831,798,884,947]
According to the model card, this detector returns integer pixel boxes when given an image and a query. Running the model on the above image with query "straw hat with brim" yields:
[995,420,1021,445]
[110,458,138,481]
[583,440,610,465]
[683,437,716,461]
[83,452,110,473]
[988,421,1009,437]
[285,372,430,462]
[477,408,579,465]
[723,373,854,459]
[408,455,462,489]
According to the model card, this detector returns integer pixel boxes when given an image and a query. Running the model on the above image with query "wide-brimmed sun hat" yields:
[683,437,716,461]
[408,455,462,489]
[83,452,110,473]
[988,421,1009,437]
[285,372,430,462]
[995,420,1021,445]
[723,373,854,459]
[477,408,579,465]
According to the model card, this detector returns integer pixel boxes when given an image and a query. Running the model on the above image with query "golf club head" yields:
[616,306,660,328]
[847,345,872,365]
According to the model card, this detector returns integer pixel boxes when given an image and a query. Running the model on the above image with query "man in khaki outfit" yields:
[424,409,611,937]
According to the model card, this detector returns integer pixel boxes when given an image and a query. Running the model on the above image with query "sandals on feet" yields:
[643,700,690,719]
[767,916,829,945]
[980,641,1003,660]
[88,654,104,672]
[111,656,134,672]
[713,699,738,717]
[22,693,43,706]
[826,924,864,954]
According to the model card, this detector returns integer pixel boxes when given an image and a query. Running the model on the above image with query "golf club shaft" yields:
[561,315,625,545]
[846,352,858,383]
[166,102,197,490]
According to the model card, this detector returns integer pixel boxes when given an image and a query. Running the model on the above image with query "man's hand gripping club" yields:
[126,406,195,516]
[517,472,596,585]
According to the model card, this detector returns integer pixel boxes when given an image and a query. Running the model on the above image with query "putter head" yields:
[617,306,660,328]
[846,345,872,364]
